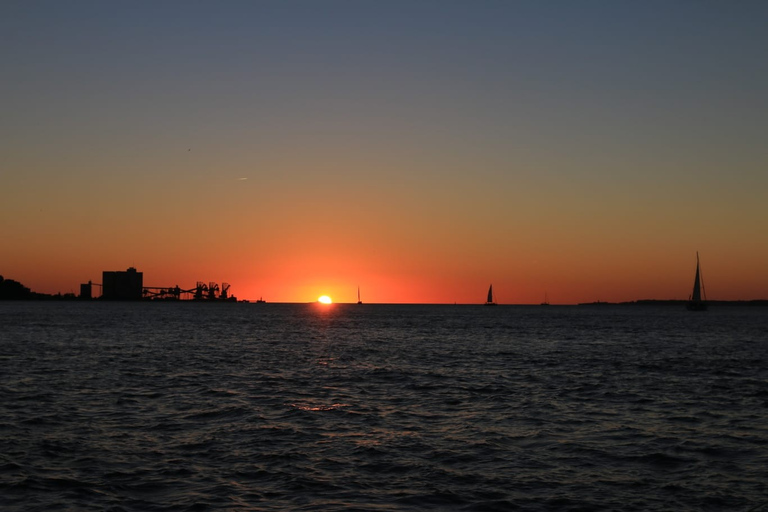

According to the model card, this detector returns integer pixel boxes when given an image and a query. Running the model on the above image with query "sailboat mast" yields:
[698,253,707,301]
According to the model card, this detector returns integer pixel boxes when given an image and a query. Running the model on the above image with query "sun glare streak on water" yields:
[0,302,767,511]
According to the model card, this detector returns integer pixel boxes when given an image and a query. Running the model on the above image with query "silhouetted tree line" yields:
[0,275,76,300]
[0,275,33,299]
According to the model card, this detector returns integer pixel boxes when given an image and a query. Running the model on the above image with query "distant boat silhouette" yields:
[256,296,266,304]
[686,252,707,311]
[540,292,550,306]
[357,286,363,305]
[484,284,497,306]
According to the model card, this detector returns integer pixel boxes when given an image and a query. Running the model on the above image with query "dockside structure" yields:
[102,267,143,300]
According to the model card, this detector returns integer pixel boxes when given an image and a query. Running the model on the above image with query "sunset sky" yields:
[2,1,767,303]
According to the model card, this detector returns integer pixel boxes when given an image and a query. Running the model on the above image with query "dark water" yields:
[1,302,767,511]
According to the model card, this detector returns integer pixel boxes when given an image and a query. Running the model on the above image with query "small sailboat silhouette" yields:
[357,286,363,305]
[484,284,496,306]
[686,252,707,311]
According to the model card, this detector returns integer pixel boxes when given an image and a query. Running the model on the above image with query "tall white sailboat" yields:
[484,284,496,306]
[686,252,707,311]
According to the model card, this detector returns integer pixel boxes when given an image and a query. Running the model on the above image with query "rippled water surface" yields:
[1,302,767,511]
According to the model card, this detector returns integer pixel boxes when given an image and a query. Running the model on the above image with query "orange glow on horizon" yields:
[7,246,768,304]
[317,295,332,304]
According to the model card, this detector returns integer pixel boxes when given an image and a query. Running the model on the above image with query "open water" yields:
[1,302,767,511]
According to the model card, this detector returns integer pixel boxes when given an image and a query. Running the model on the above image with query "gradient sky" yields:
[2,1,767,303]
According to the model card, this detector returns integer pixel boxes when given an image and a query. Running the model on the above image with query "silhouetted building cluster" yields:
[102,267,143,300]
[77,267,237,301]
[3,270,239,302]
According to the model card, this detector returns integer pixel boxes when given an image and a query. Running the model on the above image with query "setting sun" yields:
[317,295,332,304]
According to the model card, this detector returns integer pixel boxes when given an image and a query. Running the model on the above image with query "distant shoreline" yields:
[576,299,768,307]
[2,297,768,306]
[4,276,766,306]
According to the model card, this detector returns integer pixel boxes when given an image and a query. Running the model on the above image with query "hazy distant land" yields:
[578,299,768,307]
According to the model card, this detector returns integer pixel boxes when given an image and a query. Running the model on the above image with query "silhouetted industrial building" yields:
[80,281,92,299]
[102,267,143,300]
